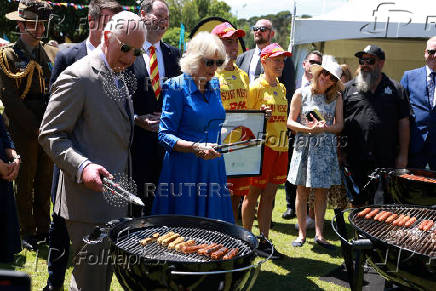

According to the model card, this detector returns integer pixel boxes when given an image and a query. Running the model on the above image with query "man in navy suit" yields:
[130,0,181,216]
[44,1,122,290]
[401,36,436,170]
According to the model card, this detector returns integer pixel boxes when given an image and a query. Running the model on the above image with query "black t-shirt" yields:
[342,73,410,170]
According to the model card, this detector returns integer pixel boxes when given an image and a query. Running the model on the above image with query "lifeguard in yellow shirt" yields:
[243,43,291,259]
[212,22,250,221]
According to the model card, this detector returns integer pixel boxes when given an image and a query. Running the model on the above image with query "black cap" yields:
[354,45,385,60]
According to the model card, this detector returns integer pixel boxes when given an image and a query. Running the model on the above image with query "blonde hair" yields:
[311,64,343,103]
[180,31,227,75]
[340,64,353,83]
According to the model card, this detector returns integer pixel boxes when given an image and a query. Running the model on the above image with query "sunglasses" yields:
[321,70,338,82]
[427,49,436,55]
[359,58,376,65]
[204,58,225,67]
[252,26,271,32]
[308,60,322,66]
[114,35,145,57]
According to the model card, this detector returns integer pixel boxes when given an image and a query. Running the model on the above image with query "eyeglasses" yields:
[308,60,322,66]
[204,58,225,67]
[427,49,436,55]
[114,35,145,57]
[251,26,271,32]
[321,70,338,83]
[359,58,376,65]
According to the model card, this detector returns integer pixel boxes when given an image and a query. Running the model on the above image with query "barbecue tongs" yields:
[214,139,264,153]
[102,176,144,207]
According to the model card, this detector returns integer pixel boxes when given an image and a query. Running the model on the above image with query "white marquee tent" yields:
[290,0,436,81]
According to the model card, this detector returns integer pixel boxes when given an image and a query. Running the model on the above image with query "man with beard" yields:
[401,37,436,170]
[342,45,410,205]
[130,0,181,216]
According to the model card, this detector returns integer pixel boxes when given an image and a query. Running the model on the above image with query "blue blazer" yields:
[401,66,436,155]
[49,41,87,87]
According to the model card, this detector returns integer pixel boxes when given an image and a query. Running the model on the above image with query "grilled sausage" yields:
[397,215,410,227]
[197,243,218,255]
[418,220,428,230]
[385,213,398,224]
[374,211,387,221]
[161,234,180,246]
[393,214,405,226]
[223,248,239,260]
[377,211,392,222]
[211,247,229,260]
[357,208,371,218]
[203,244,224,256]
[365,208,380,219]
[404,217,416,228]
[423,220,434,231]
[175,239,195,251]
[140,237,157,246]
[181,244,209,254]
[168,237,185,249]
[157,231,175,244]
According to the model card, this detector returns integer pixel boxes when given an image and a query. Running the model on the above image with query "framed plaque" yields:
[220,110,266,177]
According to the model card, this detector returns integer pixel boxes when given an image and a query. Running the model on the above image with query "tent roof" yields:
[293,0,436,45]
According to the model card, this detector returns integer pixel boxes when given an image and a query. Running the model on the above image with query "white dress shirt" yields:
[248,46,262,83]
[426,66,436,107]
[143,41,165,79]
[85,37,96,55]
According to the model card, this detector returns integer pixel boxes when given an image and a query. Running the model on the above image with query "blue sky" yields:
[221,0,348,19]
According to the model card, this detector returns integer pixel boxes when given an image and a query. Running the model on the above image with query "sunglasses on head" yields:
[321,69,338,82]
[114,35,145,57]
[204,58,225,67]
[427,49,436,55]
[359,58,376,65]
[308,60,322,66]
[252,26,270,32]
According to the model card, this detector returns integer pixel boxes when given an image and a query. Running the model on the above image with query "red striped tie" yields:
[149,46,161,99]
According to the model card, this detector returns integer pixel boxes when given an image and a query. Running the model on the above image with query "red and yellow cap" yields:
[261,43,292,61]
[211,22,245,38]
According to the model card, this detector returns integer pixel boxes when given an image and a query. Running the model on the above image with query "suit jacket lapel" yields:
[77,41,87,60]
[419,66,432,108]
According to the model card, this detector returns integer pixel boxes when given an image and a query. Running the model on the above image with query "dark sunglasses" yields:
[321,69,338,82]
[114,35,145,57]
[204,58,225,67]
[251,26,270,32]
[427,49,436,55]
[359,58,376,65]
[308,60,322,66]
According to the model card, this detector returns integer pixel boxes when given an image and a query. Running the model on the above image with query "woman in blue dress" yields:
[152,32,234,223]
[0,113,21,263]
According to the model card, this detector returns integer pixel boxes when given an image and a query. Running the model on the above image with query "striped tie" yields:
[149,45,161,99]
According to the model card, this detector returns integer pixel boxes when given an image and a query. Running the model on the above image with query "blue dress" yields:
[287,86,341,188]
[152,74,234,223]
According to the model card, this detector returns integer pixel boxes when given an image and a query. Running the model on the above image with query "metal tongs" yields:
[102,175,144,207]
[214,139,264,153]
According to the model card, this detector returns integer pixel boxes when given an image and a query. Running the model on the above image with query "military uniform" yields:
[1,0,57,241]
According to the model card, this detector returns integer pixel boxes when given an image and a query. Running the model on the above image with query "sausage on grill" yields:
[377,211,392,222]
[404,217,416,228]
[162,233,180,246]
[223,248,239,260]
[181,244,209,254]
[423,220,434,231]
[157,231,175,244]
[203,244,224,256]
[365,209,380,219]
[374,211,387,221]
[357,208,371,217]
[211,247,229,260]
[393,214,405,226]
[140,233,160,246]
[197,243,218,255]
[168,237,185,249]
[397,215,411,227]
[385,213,398,224]
[175,239,195,251]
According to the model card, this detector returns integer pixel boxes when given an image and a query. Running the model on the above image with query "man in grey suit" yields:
[39,11,145,291]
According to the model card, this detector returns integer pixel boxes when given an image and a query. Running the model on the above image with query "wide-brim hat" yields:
[6,0,53,22]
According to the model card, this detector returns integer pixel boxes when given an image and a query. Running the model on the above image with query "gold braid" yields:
[0,48,45,100]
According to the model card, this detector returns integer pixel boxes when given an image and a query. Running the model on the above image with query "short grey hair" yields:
[88,0,122,20]
[180,31,227,75]
[140,0,169,14]
[100,11,145,44]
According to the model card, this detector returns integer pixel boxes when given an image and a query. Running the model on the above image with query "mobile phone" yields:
[306,109,324,121]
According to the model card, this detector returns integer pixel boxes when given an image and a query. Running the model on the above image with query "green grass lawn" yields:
[1,186,351,290]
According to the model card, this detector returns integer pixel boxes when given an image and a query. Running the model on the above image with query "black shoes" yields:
[314,236,335,250]
[43,284,63,291]
[255,240,283,260]
[282,208,296,220]
[21,235,37,251]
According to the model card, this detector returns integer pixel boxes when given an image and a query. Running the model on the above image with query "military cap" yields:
[5,0,53,22]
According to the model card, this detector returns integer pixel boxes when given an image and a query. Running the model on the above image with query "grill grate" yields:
[350,206,436,257]
[113,226,252,262]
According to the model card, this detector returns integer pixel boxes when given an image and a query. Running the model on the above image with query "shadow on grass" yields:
[253,257,342,290]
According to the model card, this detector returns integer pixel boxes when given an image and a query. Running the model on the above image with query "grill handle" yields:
[169,235,273,276]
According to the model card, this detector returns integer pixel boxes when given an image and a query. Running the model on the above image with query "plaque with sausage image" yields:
[218,110,266,177]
